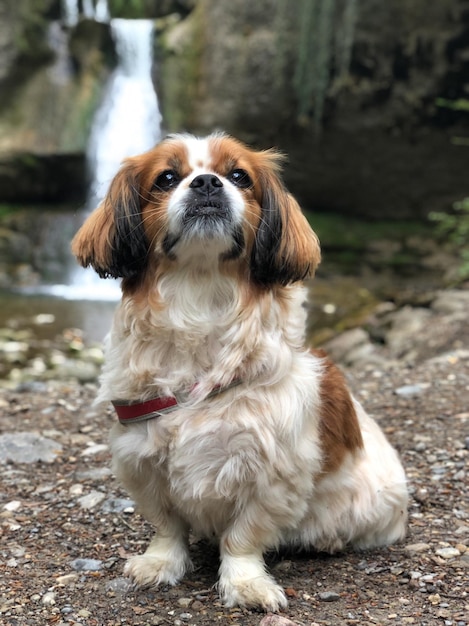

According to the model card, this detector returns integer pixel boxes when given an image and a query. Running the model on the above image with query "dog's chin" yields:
[163,207,245,262]
[182,204,232,238]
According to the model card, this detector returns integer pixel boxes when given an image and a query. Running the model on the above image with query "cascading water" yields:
[56,0,162,299]
[62,0,109,26]
[86,18,162,208]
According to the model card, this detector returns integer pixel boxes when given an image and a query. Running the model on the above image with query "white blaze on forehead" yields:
[165,134,245,245]
[183,135,212,171]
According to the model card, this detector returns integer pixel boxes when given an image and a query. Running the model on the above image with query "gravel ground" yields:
[1,299,468,626]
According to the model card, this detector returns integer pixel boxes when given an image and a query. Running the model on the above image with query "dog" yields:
[72,132,408,611]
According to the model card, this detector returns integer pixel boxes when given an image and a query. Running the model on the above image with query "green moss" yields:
[0,205,16,219]
[306,211,433,250]
[108,0,148,18]
[156,6,205,132]
[61,76,106,152]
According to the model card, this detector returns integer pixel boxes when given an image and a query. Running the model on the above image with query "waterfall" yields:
[86,18,162,208]
[54,0,162,299]
[62,0,109,26]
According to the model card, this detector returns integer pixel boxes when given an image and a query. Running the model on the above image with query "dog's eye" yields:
[154,170,180,191]
[228,169,252,189]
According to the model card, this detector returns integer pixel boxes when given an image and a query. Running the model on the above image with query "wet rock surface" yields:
[0,287,468,625]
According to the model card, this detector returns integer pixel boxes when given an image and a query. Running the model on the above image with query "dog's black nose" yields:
[189,174,223,190]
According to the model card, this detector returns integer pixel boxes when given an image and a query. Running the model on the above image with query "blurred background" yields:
[0,0,468,383]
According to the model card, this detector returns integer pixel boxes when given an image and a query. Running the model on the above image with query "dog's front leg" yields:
[218,523,287,611]
[125,515,192,588]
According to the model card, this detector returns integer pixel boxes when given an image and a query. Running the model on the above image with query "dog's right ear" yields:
[71,160,148,279]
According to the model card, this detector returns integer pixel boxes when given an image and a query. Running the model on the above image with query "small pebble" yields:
[70,558,103,572]
[179,613,192,621]
[274,559,292,572]
[259,616,302,626]
[395,384,426,397]
[77,490,106,510]
[405,543,430,553]
[435,547,460,559]
[33,314,55,325]
[56,574,78,585]
[318,591,341,602]
[414,488,429,503]
[285,587,298,598]
[42,592,56,605]
[177,598,192,608]
[81,443,108,456]
[69,484,84,496]
[101,497,135,513]
[4,500,22,512]
[61,606,74,615]
[191,600,204,611]
[105,577,133,594]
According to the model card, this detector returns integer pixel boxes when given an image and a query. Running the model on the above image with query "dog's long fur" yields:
[72,133,408,611]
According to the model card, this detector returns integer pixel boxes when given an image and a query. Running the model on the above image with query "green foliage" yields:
[0,205,16,219]
[108,0,148,18]
[429,198,469,280]
[307,212,429,250]
[435,98,469,112]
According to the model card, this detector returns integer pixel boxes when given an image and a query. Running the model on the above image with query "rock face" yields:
[0,1,115,203]
[156,0,469,218]
[1,0,468,215]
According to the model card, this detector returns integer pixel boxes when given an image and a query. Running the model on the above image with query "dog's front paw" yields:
[125,552,191,588]
[219,556,287,611]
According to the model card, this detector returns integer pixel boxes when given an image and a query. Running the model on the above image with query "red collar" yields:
[112,379,241,425]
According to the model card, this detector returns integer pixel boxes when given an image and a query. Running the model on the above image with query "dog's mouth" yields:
[180,200,234,239]
[183,201,231,222]
[162,199,240,258]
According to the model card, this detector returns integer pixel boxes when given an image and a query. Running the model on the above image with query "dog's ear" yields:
[71,160,148,279]
[250,153,321,287]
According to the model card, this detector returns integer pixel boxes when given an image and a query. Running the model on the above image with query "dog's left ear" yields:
[71,159,148,279]
[251,153,321,287]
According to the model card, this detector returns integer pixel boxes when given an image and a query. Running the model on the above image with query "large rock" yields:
[0,0,56,86]
[0,3,115,203]
[0,153,86,203]
[1,0,468,215]
[156,0,469,219]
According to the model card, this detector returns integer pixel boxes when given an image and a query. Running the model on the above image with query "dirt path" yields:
[1,317,468,626]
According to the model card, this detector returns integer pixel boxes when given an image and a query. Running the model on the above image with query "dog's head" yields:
[72,133,320,288]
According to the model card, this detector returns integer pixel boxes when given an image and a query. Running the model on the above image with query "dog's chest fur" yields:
[103,277,324,535]
[98,272,311,401]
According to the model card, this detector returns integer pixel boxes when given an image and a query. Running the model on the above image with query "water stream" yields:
[52,1,161,300]
[86,18,161,208]
[0,1,162,339]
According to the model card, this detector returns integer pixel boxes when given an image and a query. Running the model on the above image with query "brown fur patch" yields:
[71,201,114,272]
[313,349,364,474]
[71,138,192,280]
[208,135,321,286]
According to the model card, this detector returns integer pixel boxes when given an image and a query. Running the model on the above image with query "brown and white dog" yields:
[72,133,408,611]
